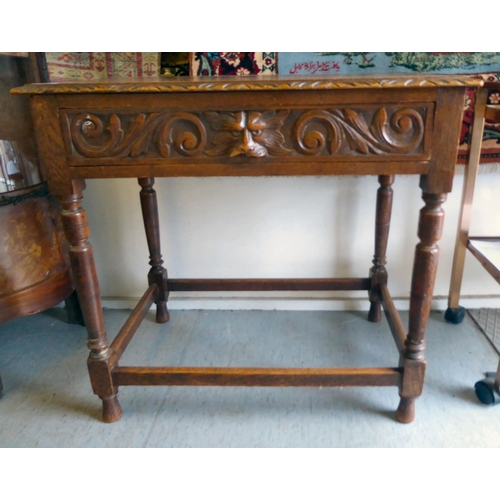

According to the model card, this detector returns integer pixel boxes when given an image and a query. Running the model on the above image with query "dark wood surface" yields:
[14,74,479,424]
[167,278,371,292]
[138,178,169,323]
[368,175,394,322]
[112,366,402,387]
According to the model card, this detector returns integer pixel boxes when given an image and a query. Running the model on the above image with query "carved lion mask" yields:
[206,110,291,157]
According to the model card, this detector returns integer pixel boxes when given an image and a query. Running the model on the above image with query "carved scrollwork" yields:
[70,112,207,158]
[68,106,426,160]
[71,113,155,158]
[157,113,207,157]
[205,110,292,157]
[293,108,424,155]
[293,110,343,155]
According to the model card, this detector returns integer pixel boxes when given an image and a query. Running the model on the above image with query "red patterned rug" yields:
[190,52,277,76]
[458,87,500,167]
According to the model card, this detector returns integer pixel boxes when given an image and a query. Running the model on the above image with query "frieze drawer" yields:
[61,105,434,165]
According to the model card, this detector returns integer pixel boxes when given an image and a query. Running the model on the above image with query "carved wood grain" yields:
[62,106,431,162]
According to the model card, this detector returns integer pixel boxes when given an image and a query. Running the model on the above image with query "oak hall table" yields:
[12,75,481,424]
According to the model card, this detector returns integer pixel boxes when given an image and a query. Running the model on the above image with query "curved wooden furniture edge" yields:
[0,269,73,325]
[10,74,483,94]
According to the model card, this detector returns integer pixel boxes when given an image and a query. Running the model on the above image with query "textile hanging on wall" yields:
[278,52,500,169]
[45,52,160,82]
[160,52,190,76]
[190,52,277,76]
[458,87,500,167]
[278,52,500,77]
[42,52,500,170]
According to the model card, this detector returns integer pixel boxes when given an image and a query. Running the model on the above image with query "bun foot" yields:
[368,301,382,322]
[156,302,170,324]
[100,394,123,423]
[396,397,416,424]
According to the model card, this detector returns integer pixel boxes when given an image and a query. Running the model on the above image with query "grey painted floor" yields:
[0,308,499,447]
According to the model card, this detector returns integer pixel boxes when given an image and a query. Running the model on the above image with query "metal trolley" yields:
[446,82,500,405]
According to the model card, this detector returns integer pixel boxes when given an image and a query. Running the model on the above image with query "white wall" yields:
[82,172,500,311]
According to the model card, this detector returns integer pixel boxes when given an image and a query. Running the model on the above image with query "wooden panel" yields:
[30,96,73,196]
[55,88,440,110]
[422,87,467,194]
[112,366,402,387]
[167,278,371,292]
[67,161,429,179]
[60,104,434,166]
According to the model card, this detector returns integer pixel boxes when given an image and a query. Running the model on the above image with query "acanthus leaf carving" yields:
[157,112,207,158]
[71,112,162,158]
[68,106,426,161]
[370,108,424,153]
[293,107,424,156]
[70,112,207,159]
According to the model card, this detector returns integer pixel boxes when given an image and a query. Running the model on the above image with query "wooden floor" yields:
[0,308,499,447]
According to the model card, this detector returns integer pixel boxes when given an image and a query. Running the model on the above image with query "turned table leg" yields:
[138,178,170,323]
[59,182,122,423]
[368,175,395,322]
[396,191,446,424]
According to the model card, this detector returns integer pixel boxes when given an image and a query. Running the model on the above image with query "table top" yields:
[11,74,483,95]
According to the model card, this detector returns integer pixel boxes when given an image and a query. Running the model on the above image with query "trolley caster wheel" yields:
[474,377,500,405]
[445,306,466,324]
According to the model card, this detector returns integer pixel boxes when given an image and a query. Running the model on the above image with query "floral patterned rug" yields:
[190,52,277,76]
[459,88,500,167]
